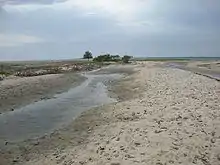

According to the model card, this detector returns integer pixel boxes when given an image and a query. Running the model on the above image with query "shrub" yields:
[122,55,132,63]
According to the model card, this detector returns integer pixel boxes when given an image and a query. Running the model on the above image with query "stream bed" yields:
[0,73,122,144]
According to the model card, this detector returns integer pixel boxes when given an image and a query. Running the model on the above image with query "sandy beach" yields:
[0,62,220,165]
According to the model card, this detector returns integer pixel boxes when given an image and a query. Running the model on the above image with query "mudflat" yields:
[169,60,220,81]
[0,73,85,113]
[1,63,220,165]
[186,61,220,73]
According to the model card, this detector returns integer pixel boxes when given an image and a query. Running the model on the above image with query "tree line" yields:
[83,51,132,63]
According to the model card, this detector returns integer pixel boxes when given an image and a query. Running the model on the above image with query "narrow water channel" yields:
[0,73,122,144]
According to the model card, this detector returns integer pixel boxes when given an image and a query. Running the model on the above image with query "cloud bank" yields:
[0,0,219,60]
[0,0,64,5]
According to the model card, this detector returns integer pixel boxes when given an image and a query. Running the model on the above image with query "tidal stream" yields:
[0,73,122,144]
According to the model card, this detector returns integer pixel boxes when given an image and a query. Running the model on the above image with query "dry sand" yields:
[0,73,85,113]
[1,62,220,165]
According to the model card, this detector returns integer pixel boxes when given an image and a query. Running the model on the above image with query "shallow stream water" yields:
[0,73,122,144]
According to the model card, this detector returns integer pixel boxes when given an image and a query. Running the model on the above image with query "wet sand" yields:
[186,61,220,73]
[185,61,220,81]
[0,73,121,143]
[0,73,85,114]
[167,60,220,81]
[1,63,220,165]
[0,64,136,114]
[0,65,136,165]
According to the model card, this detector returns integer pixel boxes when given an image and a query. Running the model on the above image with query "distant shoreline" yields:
[134,56,220,61]
[1,56,220,63]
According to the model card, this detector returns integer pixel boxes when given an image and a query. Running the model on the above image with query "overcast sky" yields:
[0,0,220,60]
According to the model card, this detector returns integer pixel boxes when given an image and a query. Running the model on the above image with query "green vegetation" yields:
[122,55,133,63]
[93,53,132,63]
[93,54,121,62]
[83,51,93,61]
[0,64,13,76]
[0,71,11,76]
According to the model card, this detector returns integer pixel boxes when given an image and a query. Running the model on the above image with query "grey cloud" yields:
[0,0,65,6]
[0,0,220,60]
[169,3,220,31]
[1,32,219,61]
[142,0,220,32]
[0,8,122,41]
